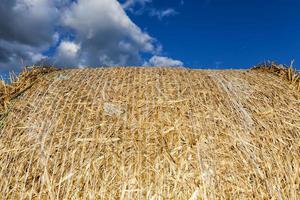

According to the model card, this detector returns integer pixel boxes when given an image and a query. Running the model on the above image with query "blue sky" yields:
[126,0,300,68]
[0,0,299,80]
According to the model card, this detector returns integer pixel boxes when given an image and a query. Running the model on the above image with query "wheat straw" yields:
[0,65,299,199]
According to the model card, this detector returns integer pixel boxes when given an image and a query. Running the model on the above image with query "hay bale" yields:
[0,67,299,199]
[252,61,300,88]
[0,67,59,114]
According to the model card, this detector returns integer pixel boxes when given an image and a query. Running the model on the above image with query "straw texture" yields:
[0,66,299,199]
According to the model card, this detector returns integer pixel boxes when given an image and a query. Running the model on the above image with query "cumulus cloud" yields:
[0,0,183,73]
[0,0,59,72]
[0,37,56,73]
[0,0,58,46]
[145,56,183,67]
[53,41,81,66]
[55,0,157,66]
[58,41,80,58]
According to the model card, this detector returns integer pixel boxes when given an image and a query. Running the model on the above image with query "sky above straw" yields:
[0,0,299,78]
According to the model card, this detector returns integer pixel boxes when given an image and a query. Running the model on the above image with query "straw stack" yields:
[0,65,299,199]
[0,67,59,114]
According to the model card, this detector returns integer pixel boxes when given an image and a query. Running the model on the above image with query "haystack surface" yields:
[0,67,299,199]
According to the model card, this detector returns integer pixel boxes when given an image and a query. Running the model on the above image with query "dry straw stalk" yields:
[0,65,299,199]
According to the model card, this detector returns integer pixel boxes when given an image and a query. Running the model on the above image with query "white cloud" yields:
[54,41,81,66]
[10,0,58,46]
[122,0,178,20]
[28,52,48,63]
[56,0,158,66]
[145,56,183,67]
[0,0,59,72]
[0,38,53,72]
[58,41,80,58]
[0,0,182,72]
[122,0,152,9]
[149,8,178,20]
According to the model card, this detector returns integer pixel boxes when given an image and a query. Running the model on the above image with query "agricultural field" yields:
[0,65,299,199]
